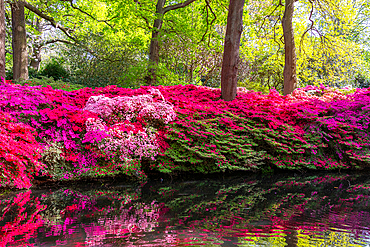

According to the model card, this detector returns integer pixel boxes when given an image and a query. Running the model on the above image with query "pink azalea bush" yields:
[0,111,44,188]
[1,77,370,187]
[158,84,370,172]
[82,90,176,178]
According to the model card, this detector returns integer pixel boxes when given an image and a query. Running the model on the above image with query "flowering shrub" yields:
[125,84,369,175]
[82,89,176,179]
[0,191,46,246]
[0,111,44,188]
[1,77,370,185]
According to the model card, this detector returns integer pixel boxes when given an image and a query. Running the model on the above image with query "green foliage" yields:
[39,60,70,81]
[161,113,267,175]
[5,70,13,80]
[28,67,41,79]
[40,141,69,180]
[13,77,85,91]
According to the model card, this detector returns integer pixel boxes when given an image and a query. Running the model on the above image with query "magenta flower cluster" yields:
[82,90,176,176]
[1,78,370,187]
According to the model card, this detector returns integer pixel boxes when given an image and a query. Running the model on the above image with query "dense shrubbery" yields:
[0,79,370,188]
[0,112,44,188]
[38,60,70,81]
[10,77,85,91]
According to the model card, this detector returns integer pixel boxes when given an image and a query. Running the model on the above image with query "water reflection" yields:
[1,173,370,246]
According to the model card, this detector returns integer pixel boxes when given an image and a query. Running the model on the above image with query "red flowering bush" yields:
[0,191,46,245]
[0,111,45,188]
[1,76,370,184]
[155,84,370,173]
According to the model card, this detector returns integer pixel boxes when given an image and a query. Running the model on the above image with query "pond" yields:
[1,172,370,246]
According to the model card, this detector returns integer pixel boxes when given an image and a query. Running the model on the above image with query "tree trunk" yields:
[221,0,245,101]
[11,1,28,81]
[30,18,42,71]
[282,0,297,96]
[145,0,197,85]
[0,0,5,81]
[30,44,41,70]
[146,0,166,86]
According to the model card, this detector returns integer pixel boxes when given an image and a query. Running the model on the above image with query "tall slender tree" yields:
[282,0,297,95]
[29,17,42,71]
[11,0,28,80]
[0,0,5,81]
[145,0,197,85]
[221,0,245,101]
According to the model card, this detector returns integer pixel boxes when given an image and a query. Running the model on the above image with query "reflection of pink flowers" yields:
[0,191,46,246]
[84,204,160,246]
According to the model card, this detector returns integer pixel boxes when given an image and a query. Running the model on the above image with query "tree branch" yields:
[59,0,117,29]
[43,39,76,46]
[133,0,156,30]
[22,2,107,61]
[23,1,77,42]
[163,0,197,14]
[299,0,314,54]
[257,0,283,36]
[198,0,217,45]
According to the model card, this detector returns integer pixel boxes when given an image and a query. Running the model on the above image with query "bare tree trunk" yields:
[146,0,166,86]
[221,0,245,101]
[30,18,42,70]
[0,0,5,81]
[30,44,41,70]
[11,1,28,80]
[282,0,297,96]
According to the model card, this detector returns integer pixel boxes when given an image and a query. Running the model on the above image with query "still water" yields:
[1,172,370,246]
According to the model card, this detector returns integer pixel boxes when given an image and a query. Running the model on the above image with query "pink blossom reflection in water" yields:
[2,174,370,246]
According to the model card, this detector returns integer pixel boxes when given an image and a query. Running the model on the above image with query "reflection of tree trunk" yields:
[146,0,165,86]
[285,230,298,247]
[221,0,245,101]
[282,0,297,96]
[0,0,5,80]
[11,1,28,80]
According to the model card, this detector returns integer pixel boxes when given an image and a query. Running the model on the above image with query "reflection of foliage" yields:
[35,186,165,246]
[148,173,370,233]
[2,173,370,245]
